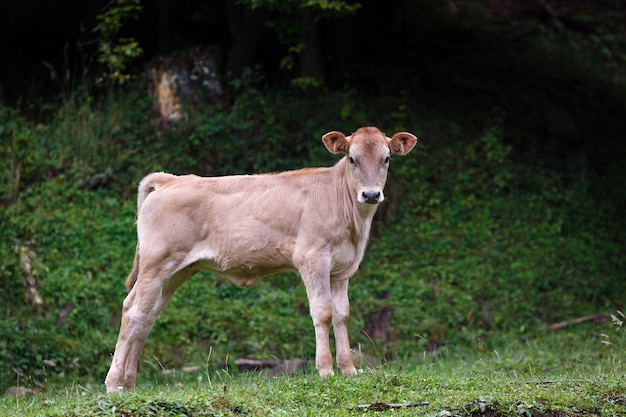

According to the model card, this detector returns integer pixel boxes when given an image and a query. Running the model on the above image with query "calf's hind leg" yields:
[105,266,189,393]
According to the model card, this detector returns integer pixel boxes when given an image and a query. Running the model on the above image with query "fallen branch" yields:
[234,358,279,371]
[357,401,429,411]
[234,358,305,376]
[509,379,586,385]
[549,314,605,330]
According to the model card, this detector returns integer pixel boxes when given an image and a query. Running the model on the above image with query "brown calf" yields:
[105,126,416,392]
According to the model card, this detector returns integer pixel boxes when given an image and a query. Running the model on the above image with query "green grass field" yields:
[2,8,625,413]
[2,327,624,416]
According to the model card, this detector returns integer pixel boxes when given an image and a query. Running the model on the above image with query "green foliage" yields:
[162,69,374,176]
[354,127,625,355]
[1,11,626,394]
[242,0,361,14]
[1,79,625,394]
[93,0,144,85]
[0,79,626,394]
[240,0,360,84]
[1,184,135,389]
[0,107,37,203]
[0,86,153,391]
[600,310,626,352]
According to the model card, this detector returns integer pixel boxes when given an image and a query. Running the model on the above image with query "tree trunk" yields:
[226,0,265,77]
[298,8,324,83]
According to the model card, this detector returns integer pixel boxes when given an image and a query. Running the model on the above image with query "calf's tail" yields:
[125,245,140,291]
[126,172,176,292]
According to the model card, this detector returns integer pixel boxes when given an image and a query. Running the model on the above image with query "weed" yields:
[600,310,626,353]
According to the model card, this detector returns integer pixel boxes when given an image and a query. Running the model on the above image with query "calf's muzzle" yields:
[361,190,382,204]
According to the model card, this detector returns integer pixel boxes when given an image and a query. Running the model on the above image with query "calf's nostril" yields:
[362,190,381,203]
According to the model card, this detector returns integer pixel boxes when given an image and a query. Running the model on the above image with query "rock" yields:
[351,349,379,369]
[145,46,223,127]
[3,386,35,398]
[267,358,304,377]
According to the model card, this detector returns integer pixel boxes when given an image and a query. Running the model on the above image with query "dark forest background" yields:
[1,0,625,392]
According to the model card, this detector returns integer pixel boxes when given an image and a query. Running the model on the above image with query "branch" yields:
[537,0,596,33]
[357,401,430,411]
[549,314,605,330]
[234,358,279,371]
[509,379,586,385]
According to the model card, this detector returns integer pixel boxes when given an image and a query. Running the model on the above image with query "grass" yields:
[1,5,625,414]
[2,327,625,416]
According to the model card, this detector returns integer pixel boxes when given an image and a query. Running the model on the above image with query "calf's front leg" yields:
[331,278,357,376]
[299,254,334,377]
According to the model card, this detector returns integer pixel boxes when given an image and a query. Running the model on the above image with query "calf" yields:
[105,126,416,392]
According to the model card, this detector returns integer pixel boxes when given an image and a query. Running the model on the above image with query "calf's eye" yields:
[349,156,356,165]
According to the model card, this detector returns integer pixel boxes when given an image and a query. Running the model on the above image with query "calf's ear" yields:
[322,131,351,154]
[388,132,417,155]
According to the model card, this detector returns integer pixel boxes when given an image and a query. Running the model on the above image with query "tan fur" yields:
[105,127,416,392]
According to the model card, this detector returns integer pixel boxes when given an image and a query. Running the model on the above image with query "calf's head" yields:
[322,127,417,204]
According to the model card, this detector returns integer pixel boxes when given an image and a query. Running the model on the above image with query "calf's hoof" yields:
[341,366,358,376]
[317,368,335,378]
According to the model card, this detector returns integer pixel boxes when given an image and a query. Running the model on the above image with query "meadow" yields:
[2,5,626,414]
[2,326,625,416]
